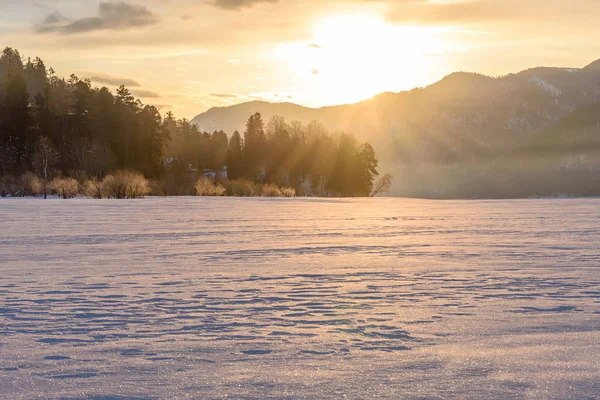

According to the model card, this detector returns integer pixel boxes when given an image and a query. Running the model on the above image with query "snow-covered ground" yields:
[1,197,599,399]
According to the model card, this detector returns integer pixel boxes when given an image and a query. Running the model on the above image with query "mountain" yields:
[584,58,600,71]
[192,59,600,198]
[521,103,600,154]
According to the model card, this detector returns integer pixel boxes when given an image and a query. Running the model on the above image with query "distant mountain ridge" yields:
[192,58,600,198]
[192,59,600,141]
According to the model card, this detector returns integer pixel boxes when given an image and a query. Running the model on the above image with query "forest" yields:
[0,47,383,198]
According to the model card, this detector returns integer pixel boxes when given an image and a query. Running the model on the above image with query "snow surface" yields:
[529,76,562,97]
[1,197,599,399]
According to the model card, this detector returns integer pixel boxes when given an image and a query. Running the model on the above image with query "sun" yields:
[279,14,449,106]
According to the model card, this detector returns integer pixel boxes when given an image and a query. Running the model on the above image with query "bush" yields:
[281,187,296,197]
[0,175,18,197]
[50,177,79,199]
[220,179,294,197]
[261,184,282,197]
[83,178,104,199]
[101,170,150,199]
[19,173,42,197]
[149,180,166,196]
[195,178,226,196]
[224,179,258,197]
[0,174,42,197]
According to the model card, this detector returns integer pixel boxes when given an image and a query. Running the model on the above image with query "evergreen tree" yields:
[243,112,266,181]
[211,130,228,170]
[265,116,292,185]
[0,47,381,197]
[138,105,168,178]
[227,131,243,180]
[356,142,379,196]
[330,133,359,196]
[0,74,31,173]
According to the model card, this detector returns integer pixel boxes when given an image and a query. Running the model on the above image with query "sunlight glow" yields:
[278,14,455,105]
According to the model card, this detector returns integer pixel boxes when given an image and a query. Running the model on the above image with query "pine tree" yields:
[243,113,266,181]
[227,131,243,180]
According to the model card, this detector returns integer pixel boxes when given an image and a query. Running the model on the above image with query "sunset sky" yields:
[2,0,599,118]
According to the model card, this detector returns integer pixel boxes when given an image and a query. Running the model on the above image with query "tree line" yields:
[0,47,383,197]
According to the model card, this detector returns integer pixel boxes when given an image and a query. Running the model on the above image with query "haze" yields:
[2,0,599,118]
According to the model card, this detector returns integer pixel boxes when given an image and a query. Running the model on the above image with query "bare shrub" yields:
[280,187,296,197]
[261,184,282,197]
[20,173,42,197]
[83,178,104,199]
[371,173,393,197]
[34,136,57,198]
[127,173,151,199]
[195,178,226,196]
[50,177,79,199]
[149,180,166,196]
[225,179,258,197]
[101,170,150,199]
[100,175,126,199]
[0,175,19,197]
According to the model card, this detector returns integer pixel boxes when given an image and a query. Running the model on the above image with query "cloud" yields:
[36,11,69,32]
[37,2,160,34]
[41,11,68,25]
[88,73,141,87]
[310,69,319,75]
[210,93,240,98]
[212,0,278,10]
[307,43,321,49]
[132,89,160,98]
[26,0,313,50]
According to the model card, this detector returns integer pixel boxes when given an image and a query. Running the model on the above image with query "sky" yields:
[1,0,600,119]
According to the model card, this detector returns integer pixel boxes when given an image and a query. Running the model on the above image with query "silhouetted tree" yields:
[0,74,31,173]
[357,142,379,196]
[227,130,243,180]
[371,173,392,197]
[211,130,228,170]
[0,47,381,197]
[244,112,266,181]
[34,136,57,198]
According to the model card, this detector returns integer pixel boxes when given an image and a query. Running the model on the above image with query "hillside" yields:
[192,59,600,197]
[193,61,600,161]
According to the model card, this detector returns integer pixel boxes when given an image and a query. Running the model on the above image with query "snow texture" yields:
[0,197,599,399]
[529,76,562,97]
